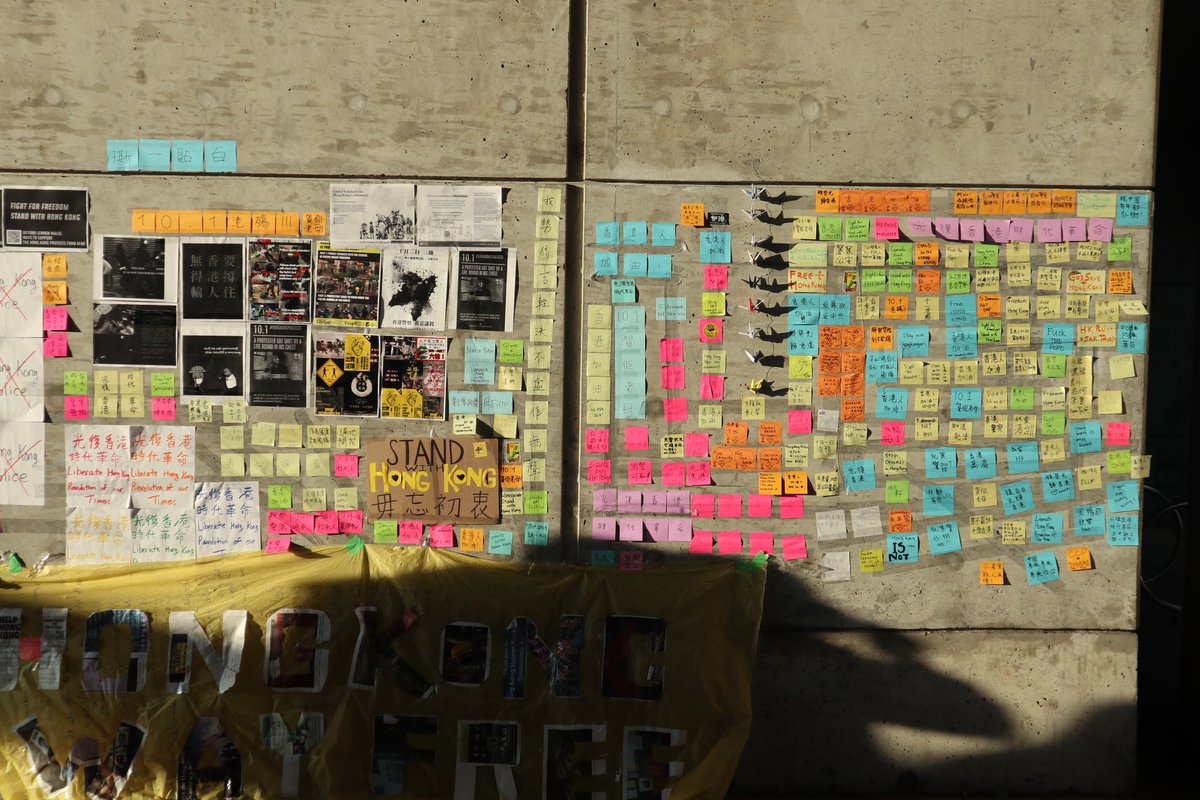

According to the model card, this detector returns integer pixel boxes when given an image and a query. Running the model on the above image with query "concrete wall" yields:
[0,1,1161,794]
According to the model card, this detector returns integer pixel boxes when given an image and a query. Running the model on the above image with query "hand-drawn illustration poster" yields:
[364,436,500,524]
[1,186,89,251]
[194,481,262,556]
[95,235,178,302]
[65,424,131,507]
[180,238,245,320]
[314,332,379,417]
[0,252,44,338]
[314,244,382,327]
[380,335,448,420]
[180,324,246,401]
[0,338,44,422]
[92,303,177,366]
[330,183,416,245]
[0,421,45,506]
[249,323,308,407]
[450,248,516,332]
[415,185,502,246]
[379,245,449,330]
[248,238,312,323]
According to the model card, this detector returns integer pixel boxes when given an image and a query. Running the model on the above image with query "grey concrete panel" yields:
[586,0,1160,185]
[0,2,569,178]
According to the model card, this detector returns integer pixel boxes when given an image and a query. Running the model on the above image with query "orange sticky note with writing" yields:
[1066,546,1093,572]
[680,203,705,227]
[914,241,939,265]
[202,210,228,234]
[953,191,978,214]
[41,254,68,279]
[43,280,68,305]
[177,210,203,234]
[459,527,484,551]
[1002,190,1027,214]
[275,212,300,237]
[1027,190,1052,214]
[155,210,180,234]
[1051,190,1076,214]
[227,211,253,235]
[980,560,1005,585]
[251,212,276,235]
[302,212,327,237]
[815,189,839,213]
[131,209,157,233]
[980,191,1003,215]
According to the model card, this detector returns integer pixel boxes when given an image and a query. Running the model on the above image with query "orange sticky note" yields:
[815,189,839,213]
[41,254,68,279]
[459,527,484,551]
[1107,270,1133,294]
[680,203,705,227]
[131,209,157,233]
[784,471,809,495]
[840,397,864,421]
[980,560,1005,585]
[177,210,203,234]
[1051,190,1076,214]
[202,210,228,234]
[1027,190,1052,214]
[275,212,300,236]
[251,212,276,235]
[757,472,783,496]
[43,280,68,305]
[1002,191,1027,214]
[155,210,180,234]
[888,509,912,533]
[914,241,939,265]
[953,191,979,214]
[227,211,252,235]
[1067,546,1093,572]
[980,191,1003,215]
[302,212,327,236]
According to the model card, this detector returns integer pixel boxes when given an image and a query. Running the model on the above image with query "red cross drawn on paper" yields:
[0,267,34,322]
[0,348,37,412]
[0,438,41,498]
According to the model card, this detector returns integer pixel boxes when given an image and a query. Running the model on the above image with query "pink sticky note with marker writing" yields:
[585,428,610,453]
[334,454,359,477]
[660,337,684,362]
[703,264,729,290]
[397,520,423,545]
[717,530,743,555]
[617,490,642,513]
[428,523,454,547]
[64,396,89,420]
[661,365,686,390]
[338,510,364,534]
[586,459,612,484]
[43,333,68,357]
[662,397,689,422]
[689,530,713,555]
[873,217,899,240]
[313,511,339,534]
[880,421,905,445]
[782,535,808,560]
[151,396,176,421]
[43,307,69,331]
[265,536,291,554]
[691,494,715,518]
[749,532,775,556]
[700,375,724,400]
[266,511,292,535]
[685,461,711,487]
[1106,422,1131,446]
[290,513,315,534]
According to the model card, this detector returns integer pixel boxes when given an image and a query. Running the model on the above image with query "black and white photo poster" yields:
[379,245,448,330]
[248,238,312,323]
[180,323,246,401]
[180,238,245,320]
[329,183,416,246]
[94,236,177,303]
[92,303,177,366]
[314,244,381,327]
[248,323,308,408]
[449,248,516,332]
[2,186,89,251]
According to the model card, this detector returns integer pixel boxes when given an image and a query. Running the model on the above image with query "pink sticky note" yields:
[700,375,724,400]
[585,428,610,453]
[984,218,1010,243]
[265,536,291,554]
[266,511,292,535]
[661,364,687,390]
[290,513,315,534]
[933,217,960,240]
[698,318,723,343]
[428,523,455,548]
[1036,218,1063,243]
[339,510,364,534]
[684,433,709,457]
[880,421,905,445]
[747,494,773,518]
[1088,218,1113,242]
[151,396,176,421]
[689,530,713,554]
[645,519,670,542]
[587,459,612,484]
[749,532,775,556]
[660,337,685,363]
[788,409,813,435]
[64,396,89,420]
[959,219,984,242]
[618,518,643,542]
[717,530,743,555]
[43,307,69,331]
[717,494,743,518]
[663,397,689,422]
[873,217,899,240]
[593,489,617,512]
[1106,422,1132,446]
[627,460,654,485]
[668,517,692,542]
[685,461,711,487]
[704,264,729,290]
[1007,218,1034,243]
[1062,218,1087,242]
[334,454,359,478]
[313,511,340,534]
[592,516,617,541]
[618,490,642,513]
[619,550,644,572]
[397,520,424,545]
[782,535,808,560]
[642,490,667,514]
[43,333,68,357]
[666,490,691,515]
[691,494,715,518]
[906,217,933,237]
[625,426,650,450]
[661,462,686,486]
[780,496,805,519]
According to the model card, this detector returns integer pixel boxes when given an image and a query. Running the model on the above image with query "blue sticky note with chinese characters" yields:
[1073,504,1106,536]
[595,222,619,245]
[842,459,877,492]
[203,140,238,173]
[820,295,851,325]
[1025,551,1060,585]
[1116,194,1149,226]
[1068,422,1102,454]
[887,533,919,563]
[1001,480,1035,516]
[524,521,549,546]
[171,139,204,172]
[1106,480,1140,513]
[876,387,909,419]
[594,251,618,276]
[1107,513,1139,545]
[611,279,637,304]
[698,231,732,263]
[1041,470,1076,503]
[622,253,648,277]
[1006,442,1040,474]
[788,326,819,356]
[927,521,962,555]
[946,327,978,359]
[865,352,898,384]
[1031,513,1064,544]
[923,485,955,517]
[480,391,513,415]
[651,223,676,247]
[964,448,997,480]
[106,139,139,171]
[138,139,171,171]
[647,254,673,278]
[950,388,982,419]
[1117,322,1147,354]
[622,221,648,245]
[487,530,514,555]
[924,447,957,479]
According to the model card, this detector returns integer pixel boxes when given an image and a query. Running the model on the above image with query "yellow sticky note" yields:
[94,393,118,418]
[223,400,248,423]
[119,394,144,418]
[452,415,477,435]
[278,424,304,448]
[1097,390,1123,415]
[305,452,331,477]
[302,212,327,237]
[535,214,560,240]
[202,210,228,234]
[251,422,277,447]
[973,483,997,508]
[177,210,203,234]
[131,209,156,233]
[227,211,252,236]
[1118,300,1148,316]
[94,370,118,394]
[969,514,994,539]
[220,425,245,450]
[307,425,332,448]
[220,454,246,477]
[155,210,180,234]
[537,187,562,213]
[41,254,68,278]
[276,212,301,236]
[859,549,884,573]
[251,211,277,236]
[43,280,68,305]
[188,399,213,423]
[302,488,327,512]
[117,370,142,394]
[336,425,360,449]
[1076,465,1103,491]
[334,487,358,511]
[792,216,817,240]
[493,413,518,439]
[1131,455,1152,479]
[1000,521,1026,545]
[525,458,546,483]
[701,292,726,316]
[248,454,274,477]
[277,454,301,477]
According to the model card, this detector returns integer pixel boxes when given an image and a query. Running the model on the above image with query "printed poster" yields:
[248,238,312,323]
[180,237,245,320]
[450,248,516,332]
[248,323,308,408]
[1,186,89,251]
[180,323,246,401]
[314,244,382,327]
[95,235,178,303]
[380,335,447,420]
[0,252,44,338]
[379,245,449,330]
[415,185,502,246]
[92,303,178,367]
[329,183,416,246]
[314,332,379,417]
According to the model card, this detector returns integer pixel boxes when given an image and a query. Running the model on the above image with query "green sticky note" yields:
[267,484,292,509]
[886,242,913,266]
[1041,411,1066,436]
[1107,237,1132,262]
[590,551,616,566]
[885,480,910,503]
[150,373,175,397]
[977,319,1002,344]
[817,216,843,241]
[523,490,548,515]
[487,530,514,555]
[1042,354,1067,377]
[373,520,399,544]
[862,269,886,293]
[8,553,22,574]
[974,244,999,267]
[345,535,365,554]
[886,269,913,293]
[63,371,88,395]
[1010,386,1035,410]
[844,218,870,241]
[945,271,971,294]
[499,340,524,363]
[1107,450,1132,474]
[524,521,550,546]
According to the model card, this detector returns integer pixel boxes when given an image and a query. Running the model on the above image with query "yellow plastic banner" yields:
[0,546,764,799]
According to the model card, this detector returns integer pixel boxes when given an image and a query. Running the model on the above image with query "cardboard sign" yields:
[365,436,500,524]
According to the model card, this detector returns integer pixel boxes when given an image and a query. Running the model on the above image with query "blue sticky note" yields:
[788,294,821,324]
[655,297,687,321]
[946,327,978,359]
[1041,470,1076,503]
[964,448,997,480]
[876,387,909,419]
[594,251,618,276]
[647,254,673,278]
[887,533,919,563]
[106,139,139,171]
[171,139,204,172]
[698,231,731,263]
[1006,442,1040,475]
[1068,422,1102,454]
[788,326,819,356]
[1024,551,1060,585]
[1000,480,1035,516]
[1106,480,1140,513]
[950,388,982,419]
[203,140,237,173]
[623,253,648,276]
[1074,505,1107,536]
[1042,323,1076,355]
[590,551,617,566]
[487,530,514,555]
[1031,513,1064,544]
[1116,194,1149,226]
[481,391,513,415]
[524,521,550,546]
[898,325,930,357]
[1107,513,1140,546]
[843,459,877,492]
[595,222,619,245]
[1117,322,1147,354]
[923,485,955,517]
[819,295,851,325]
[463,339,497,385]
[865,352,898,384]
[137,139,171,171]
[622,221,648,245]
[611,279,637,303]
[927,521,962,555]
[448,390,480,413]
[945,295,977,326]
[924,448,957,479]
[651,223,676,247]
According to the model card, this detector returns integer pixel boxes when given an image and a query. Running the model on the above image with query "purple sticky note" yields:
[617,490,642,513]
[593,489,618,512]
[1062,218,1087,241]
[691,494,715,519]
[642,491,667,514]
[661,462,686,486]
[959,219,984,242]
[668,517,693,542]
[666,491,691,515]
[1036,218,1062,243]
[717,530,743,555]
[592,516,617,541]
[747,494,773,518]
[984,219,1010,243]
[618,518,643,542]
[906,217,933,237]
[1007,218,1034,242]
[933,217,960,240]
[334,454,359,477]
[43,307,69,331]
[645,518,671,542]
[1088,218,1113,242]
